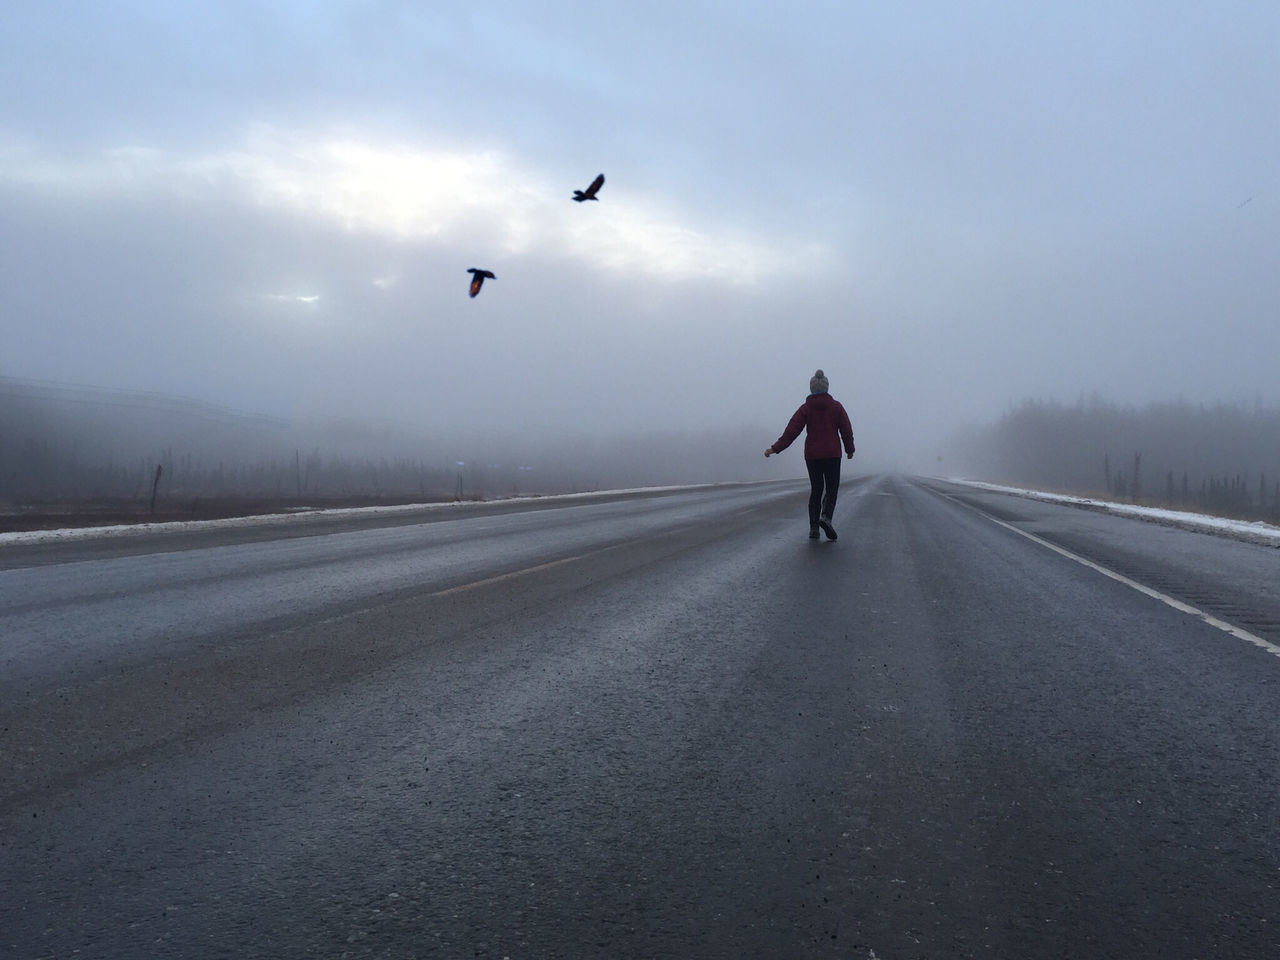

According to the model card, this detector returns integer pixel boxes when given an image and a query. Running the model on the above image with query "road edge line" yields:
[939,490,1280,660]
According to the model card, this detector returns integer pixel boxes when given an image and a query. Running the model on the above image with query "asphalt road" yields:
[3,476,1279,959]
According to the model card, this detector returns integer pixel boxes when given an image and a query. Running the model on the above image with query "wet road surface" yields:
[3,476,1279,958]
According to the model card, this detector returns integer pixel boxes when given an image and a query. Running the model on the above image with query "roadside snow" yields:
[0,485,707,546]
[948,479,1280,547]
[8,478,1277,549]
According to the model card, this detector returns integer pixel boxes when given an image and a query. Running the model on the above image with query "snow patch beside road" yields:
[0,485,706,545]
[948,479,1280,547]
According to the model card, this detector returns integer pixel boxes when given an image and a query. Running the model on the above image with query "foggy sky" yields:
[3,1,1277,474]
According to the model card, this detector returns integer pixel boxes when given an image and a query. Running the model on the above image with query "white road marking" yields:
[429,552,596,598]
[428,521,704,598]
[948,494,1280,659]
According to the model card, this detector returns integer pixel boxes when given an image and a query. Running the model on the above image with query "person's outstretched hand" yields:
[764,446,774,458]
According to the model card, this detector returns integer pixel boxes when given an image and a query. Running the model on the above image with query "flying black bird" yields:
[572,173,605,202]
[467,268,495,298]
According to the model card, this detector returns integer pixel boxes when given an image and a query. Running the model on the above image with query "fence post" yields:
[150,463,163,515]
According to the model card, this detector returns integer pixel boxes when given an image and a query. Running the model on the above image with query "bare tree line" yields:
[0,378,773,513]
[945,395,1280,522]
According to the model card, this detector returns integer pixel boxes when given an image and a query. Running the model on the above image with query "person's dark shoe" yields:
[809,524,820,539]
[818,515,837,540]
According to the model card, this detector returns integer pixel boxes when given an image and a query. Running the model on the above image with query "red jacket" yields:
[772,393,855,460]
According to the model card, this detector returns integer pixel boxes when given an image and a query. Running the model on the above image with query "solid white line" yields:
[948,495,1280,659]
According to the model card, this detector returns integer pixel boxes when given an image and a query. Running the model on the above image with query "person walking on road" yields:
[764,369,855,540]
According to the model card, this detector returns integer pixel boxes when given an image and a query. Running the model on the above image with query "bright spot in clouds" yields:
[3,128,829,287]
[265,293,321,304]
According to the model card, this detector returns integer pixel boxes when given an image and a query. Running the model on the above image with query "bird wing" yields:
[467,269,494,297]
[585,173,605,197]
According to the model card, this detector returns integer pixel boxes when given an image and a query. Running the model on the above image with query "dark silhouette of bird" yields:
[467,268,495,298]
[572,173,605,202]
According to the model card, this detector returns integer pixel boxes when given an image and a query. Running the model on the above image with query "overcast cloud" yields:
[2,1,1276,473]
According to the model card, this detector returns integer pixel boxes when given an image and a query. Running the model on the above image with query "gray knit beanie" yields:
[809,369,829,395]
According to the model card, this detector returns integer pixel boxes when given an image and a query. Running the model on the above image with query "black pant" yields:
[806,458,841,525]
